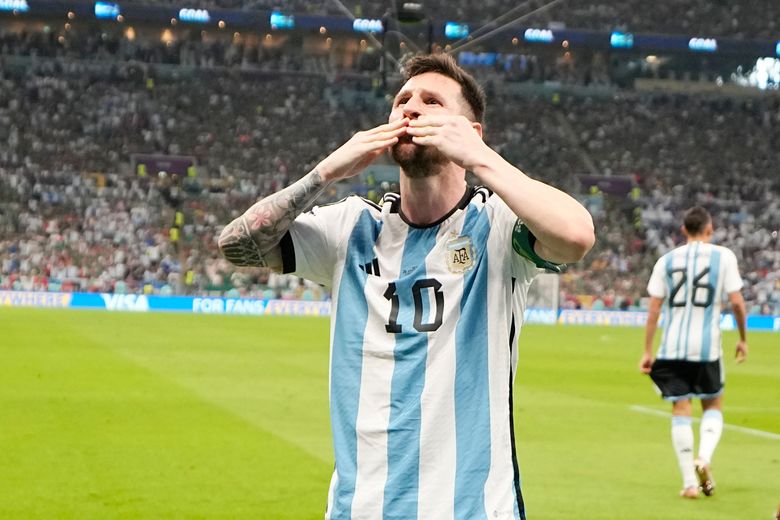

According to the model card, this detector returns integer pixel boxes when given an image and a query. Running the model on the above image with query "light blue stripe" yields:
[682,243,699,360]
[675,246,692,359]
[701,248,721,361]
[660,253,674,359]
[330,210,382,519]
[671,415,693,426]
[454,204,492,520]
[383,225,439,520]
[701,409,723,422]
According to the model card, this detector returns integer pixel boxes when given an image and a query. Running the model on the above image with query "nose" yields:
[402,96,423,119]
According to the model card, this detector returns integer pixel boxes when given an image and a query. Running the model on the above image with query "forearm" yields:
[472,148,594,263]
[218,169,329,267]
[644,298,663,355]
[644,314,659,355]
[731,301,747,341]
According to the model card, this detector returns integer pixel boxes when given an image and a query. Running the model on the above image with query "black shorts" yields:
[649,359,724,402]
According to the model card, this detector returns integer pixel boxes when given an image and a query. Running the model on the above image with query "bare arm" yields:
[473,150,595,263]
[218,169,329,270]
[729,290,748,363]
[640,296,663,373]
[218,119,408,270]
[406,115,594,263]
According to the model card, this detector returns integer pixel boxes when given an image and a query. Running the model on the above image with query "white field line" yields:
[629,405,780,441]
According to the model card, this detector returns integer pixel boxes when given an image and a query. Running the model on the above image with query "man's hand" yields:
[735,340,748,363]
[316,118,409,182]
[405,115,490,171]
[639,353,654,374]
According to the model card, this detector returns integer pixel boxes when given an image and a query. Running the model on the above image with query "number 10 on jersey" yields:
[384,278,444,333]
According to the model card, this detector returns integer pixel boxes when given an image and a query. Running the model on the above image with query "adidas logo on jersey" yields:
[358,258,381,276]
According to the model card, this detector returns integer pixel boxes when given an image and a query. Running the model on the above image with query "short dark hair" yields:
[401,53,486,123]
[683,206,712,235]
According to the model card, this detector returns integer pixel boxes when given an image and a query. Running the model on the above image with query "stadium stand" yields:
[0,13,778,314]
[0,27,335,72]
[50,0,778,40]
[447,0,780,40]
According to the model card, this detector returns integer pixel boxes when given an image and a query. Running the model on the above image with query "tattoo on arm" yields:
[218,216,268,267]
[218,169,328,267]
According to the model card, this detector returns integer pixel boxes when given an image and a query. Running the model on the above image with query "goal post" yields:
[524,272,559,323]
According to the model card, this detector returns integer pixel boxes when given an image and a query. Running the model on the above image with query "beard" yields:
[390,136,449,179]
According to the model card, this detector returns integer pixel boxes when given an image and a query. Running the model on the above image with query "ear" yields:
[471,121,483,139]
[680,225,688,238]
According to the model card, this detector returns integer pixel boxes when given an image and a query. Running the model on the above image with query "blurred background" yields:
[0,0,778,313]
[1,2,779,519]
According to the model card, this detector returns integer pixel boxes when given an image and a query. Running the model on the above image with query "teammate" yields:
[219,53,594,519]
[640,206,748,499]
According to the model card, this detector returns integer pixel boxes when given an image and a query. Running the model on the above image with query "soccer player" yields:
[219,53,594,519]
[639,206,748,499]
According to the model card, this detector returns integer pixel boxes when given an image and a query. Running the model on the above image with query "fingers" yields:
[411,135,435,146]
[408,116,446,127]
[354,137,398,162]
[377,125,409,140]
[372,136,399,149]
[639,355,653,374]
[405,125,437,137]
[361,132,400,151]
[360,124,407,147]
[735,341,748,363]
[367,118,409,134]
[406,124,439,146]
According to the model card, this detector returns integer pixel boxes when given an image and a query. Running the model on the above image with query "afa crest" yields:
[445,235,475,273]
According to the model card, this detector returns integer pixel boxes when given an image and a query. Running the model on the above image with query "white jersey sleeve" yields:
[485,197,536,283]
[489,196,563,283]
[284,197,372,287]
[721,248,743,294]
[647,255,669,298]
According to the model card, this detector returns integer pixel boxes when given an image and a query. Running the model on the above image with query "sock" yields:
[671,415,697,489]
[698,409,724,464]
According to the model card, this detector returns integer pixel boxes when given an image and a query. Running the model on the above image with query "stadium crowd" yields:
[1,27,613,87]
[0,28,337,73]
[445,0,780,40]
[40,0,778,40]
[572,94,780,315]
[0,51,778,314]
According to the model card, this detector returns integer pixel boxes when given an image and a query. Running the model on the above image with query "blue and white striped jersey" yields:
[647,242,743,362]
[281,186,546,520]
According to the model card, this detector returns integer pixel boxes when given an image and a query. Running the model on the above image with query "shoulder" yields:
[469,185,513,220]
[652,250,674,270]
[667,243,691,260]
[466,186,528,235]
[712,243,737,257]
[712,244,739,265]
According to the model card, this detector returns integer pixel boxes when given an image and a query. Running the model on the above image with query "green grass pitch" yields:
[1,307,778,519]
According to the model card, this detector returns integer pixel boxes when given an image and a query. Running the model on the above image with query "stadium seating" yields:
[0,35,777,313]
[46,0,778,39]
